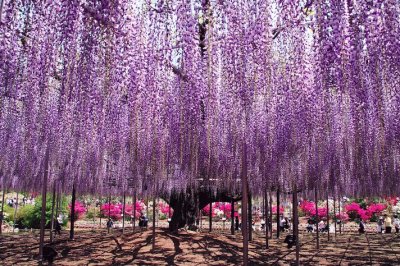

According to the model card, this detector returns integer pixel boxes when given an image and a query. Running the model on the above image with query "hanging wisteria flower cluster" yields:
[0,0,399,197]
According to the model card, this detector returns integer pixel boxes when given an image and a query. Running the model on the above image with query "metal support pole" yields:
[133,192,136,231]
[70,184,76,240]
[333,194,337,238]
[12,192,19,233]
[293,185,299,266]
[0,188,6,235]
[39,148,50,263]
[248,193,252,241]
[50,184,56,242]
[152,195,156,251]
[122,192,126,234]
[209,201,212,232]
[315,188,319,249]
[327,191,330,242]
[241,142,249,266]
[231,199,235,235]
[265,188,269,249]
[277,188,280,239]
[107,193,111,233]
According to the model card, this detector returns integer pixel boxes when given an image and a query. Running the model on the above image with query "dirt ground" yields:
[1,228,400,265]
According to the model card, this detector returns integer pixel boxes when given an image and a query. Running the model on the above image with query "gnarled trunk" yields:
[166,187,241,232]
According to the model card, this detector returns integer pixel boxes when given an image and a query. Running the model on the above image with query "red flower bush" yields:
[344,202,386,221]
[68,201,87,221]
[158,201,173,216]
[272,206,285,214]
[335,212,349,222]
[104,200,146,220]
[367,203,386,214]
[299,200,315,216]
[345,202,362,212]
[299,200,328,218]
[201,202,233,218]
[101,203,123,220]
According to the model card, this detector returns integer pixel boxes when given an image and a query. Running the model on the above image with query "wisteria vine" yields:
[0,0,399,198]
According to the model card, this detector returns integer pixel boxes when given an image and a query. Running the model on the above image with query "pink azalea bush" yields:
[68,201,87,221]
[335,212,349,222]
[158,201,173,217]
[386,197,398,206]
[299,200,314,216]
[124,200,146,218]
[271,206,285,214]
[101,203,123,220]
[299,200,328,219]
[202,202,233,218]
[100,201,146,220]
[344,202,387,221]
[367,203,386,214]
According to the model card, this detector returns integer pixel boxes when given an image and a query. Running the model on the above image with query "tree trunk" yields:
[70,184,76,240]
[167,188,241,232]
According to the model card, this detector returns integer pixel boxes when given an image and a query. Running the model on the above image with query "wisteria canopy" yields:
[0,0,399,197]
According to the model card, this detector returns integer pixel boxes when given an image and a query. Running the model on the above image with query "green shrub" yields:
[4,194,70,229]
[3,204,15,223]
[16,204,35,228]
[86,206,99,220]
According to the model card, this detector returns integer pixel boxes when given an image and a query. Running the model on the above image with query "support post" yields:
[338,195,341,234]
[107,193,111,233]
[231,199,235,235]
[327,191,330,242]
[70,184,76,240]
[0,188,6,235]
[55,192,60,222]
[248,193,252,241]
[152,195,156,251]
[315,187,319,249]
[293,185,299,266]
[209,201,212,232]
[133,192,136,231]
[333,194,337,238]
[122,192,126,233]
[99,197,102,228]
[50,184,56,243]
[277,188,280,238]
[269,192,273,238]
[13,192,19,233]
[39,147,50,263]
[241,142,249,266]
[265,188,269,249]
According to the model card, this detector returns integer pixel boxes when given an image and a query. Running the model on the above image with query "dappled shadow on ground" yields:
[1,228,400,265]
